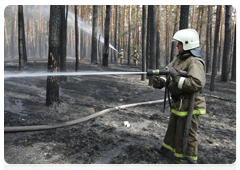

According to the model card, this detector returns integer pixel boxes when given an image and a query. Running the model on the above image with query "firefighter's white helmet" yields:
[172,29,200,50]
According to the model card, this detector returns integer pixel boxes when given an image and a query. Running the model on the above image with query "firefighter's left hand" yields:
[169,67,181,83]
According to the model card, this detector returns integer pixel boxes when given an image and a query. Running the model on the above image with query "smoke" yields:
[4,5,117,62]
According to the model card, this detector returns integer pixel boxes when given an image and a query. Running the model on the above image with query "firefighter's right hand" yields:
[153,76,165,89]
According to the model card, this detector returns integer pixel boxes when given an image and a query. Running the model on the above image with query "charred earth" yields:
[4,61,236,164]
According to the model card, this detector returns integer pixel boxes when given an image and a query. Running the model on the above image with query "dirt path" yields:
[4,61,236,164]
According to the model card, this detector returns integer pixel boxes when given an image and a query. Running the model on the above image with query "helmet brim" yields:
[172,39,180,43]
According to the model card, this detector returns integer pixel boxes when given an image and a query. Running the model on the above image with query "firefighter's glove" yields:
[169,67,181,84]
[153,76,165,89]
[168,80,183,95]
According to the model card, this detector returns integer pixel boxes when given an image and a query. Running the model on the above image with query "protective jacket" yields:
[132,53,139,60]
[119,52,124,59]
[161,52,206,117]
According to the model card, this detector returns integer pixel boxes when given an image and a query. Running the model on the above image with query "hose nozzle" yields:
[147,69,169,76]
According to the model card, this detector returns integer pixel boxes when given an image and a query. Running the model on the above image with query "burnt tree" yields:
[179,5,189,30]
[141,5,147,81]
[75,5,79,71]
[18,5,24,71]
[146,6,150,71]
[91,5,98,64]
[156,5,161,68]
[148,5,157,86]
[231,24,236,81]
[210,5,222,91]
[60,5,68,82]
[102,5,111,66]
[206,5,212,73]
[221,5,232,82]
[46,5,61,106]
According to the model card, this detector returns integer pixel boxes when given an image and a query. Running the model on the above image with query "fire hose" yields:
[4,99,166,133]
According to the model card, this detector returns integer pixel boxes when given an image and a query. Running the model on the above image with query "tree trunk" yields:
[217,9,224,72]
[136,5,140,47]
[11,6,15,59]
[231,24,236,81]
[118,6,121,52]
[102,5,111,66]
[128,5,131,65]
[179,5,189,30]
[141,5,147,81]
[34,19,38,58]
[102,5,105,35]
[80,6,84,59]
[191,5,195,28]
[148,5,157,86]
[195,5,203,32]
[75,5,79,71]
[86,6,91,59]
[18,5,24,71]
[210,5,222,91]
[123,5,127,55]
[78,6,81,60]
[91,5,98,64]
[4,17,9,58]
[170,5,180,61]
[46,5,61,106]
[39,10,42,59]
[209,6,213,72]
[110,5,114,63]
[221,5,232,82]
[206,5,212,73]
[22,7,27,64]
[165,5,170,65]
[98,34,101,64]
[146,6,150,70]
[156,5,161,69]
[60,5,68,82]
[199,6,205,41]
[114,5,118,61]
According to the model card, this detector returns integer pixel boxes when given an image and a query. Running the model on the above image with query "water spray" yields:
[4,69,188,79]
[67,11,118,52]
[4,71,146,79]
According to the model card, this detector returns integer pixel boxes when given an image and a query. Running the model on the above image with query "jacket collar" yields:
[177,52,192,60]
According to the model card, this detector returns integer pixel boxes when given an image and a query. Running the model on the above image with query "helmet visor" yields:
[172,39,180,43]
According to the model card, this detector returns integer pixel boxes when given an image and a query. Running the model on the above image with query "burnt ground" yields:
[4,60,236,165]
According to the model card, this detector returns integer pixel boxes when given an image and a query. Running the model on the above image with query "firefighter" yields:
[131,50,140,66]
[153,29,206,164]
[118,49,124,65]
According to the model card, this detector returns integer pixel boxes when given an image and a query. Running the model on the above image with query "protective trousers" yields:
[161,113,199,161]
[134,59,138,66]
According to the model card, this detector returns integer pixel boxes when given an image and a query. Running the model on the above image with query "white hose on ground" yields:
[5,99,166,133]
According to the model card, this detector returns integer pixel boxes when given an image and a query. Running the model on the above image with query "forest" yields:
[4,5,236,165]
[4,5,236,88]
